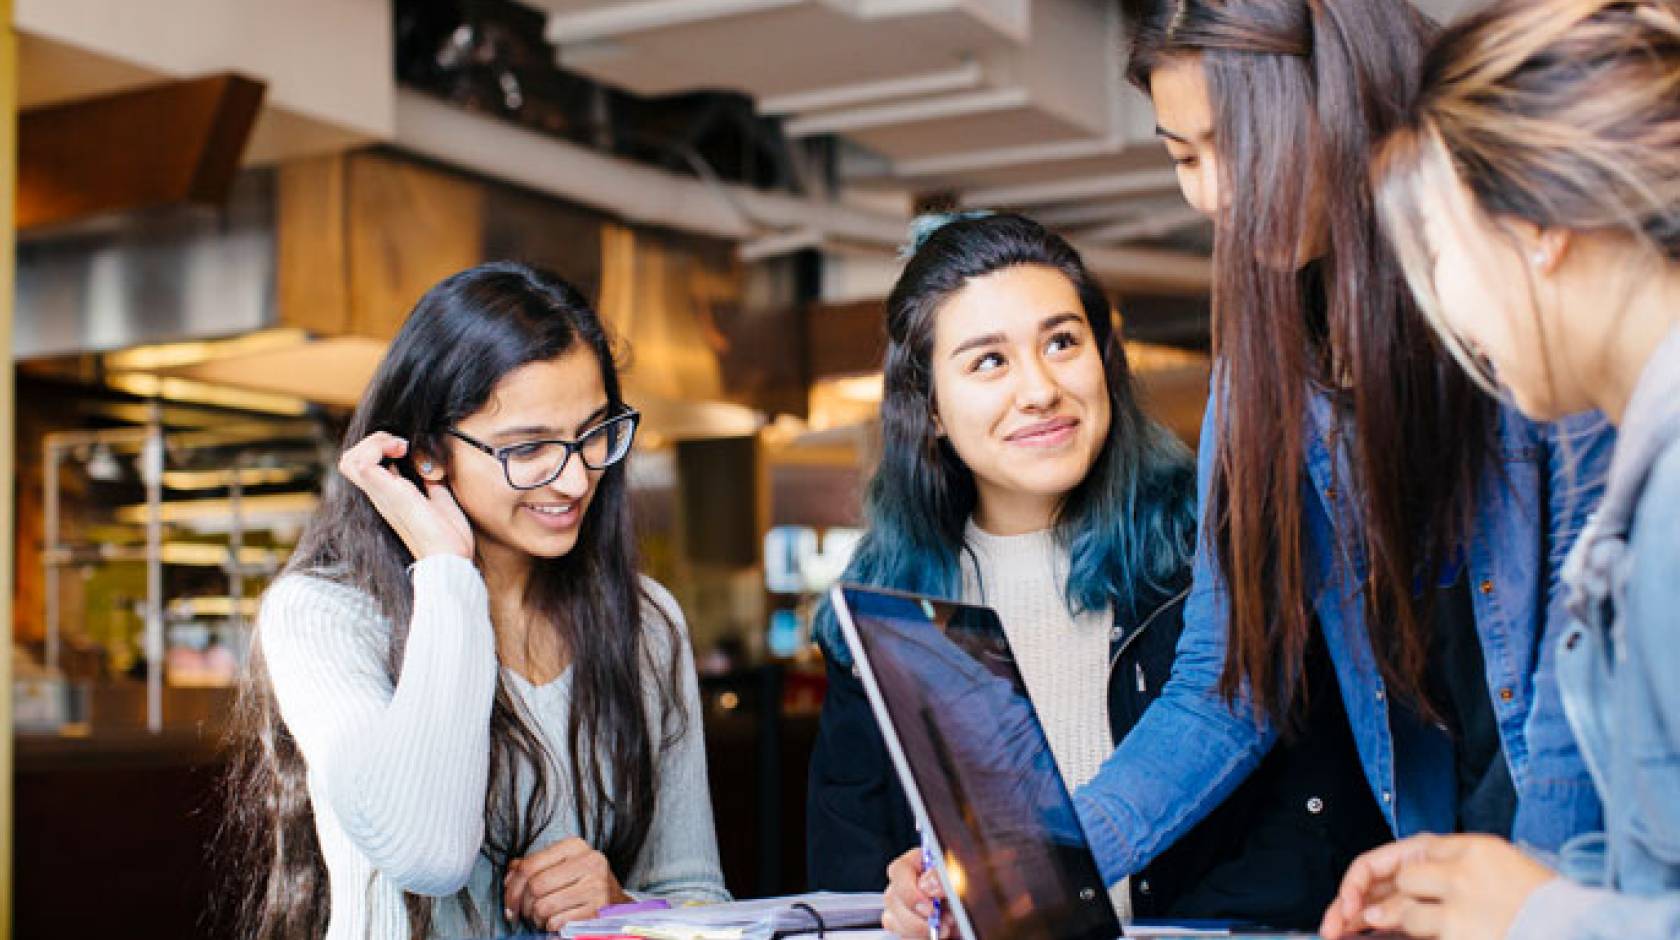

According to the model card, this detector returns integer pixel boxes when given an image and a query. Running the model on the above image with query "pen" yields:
[920,833,941,940]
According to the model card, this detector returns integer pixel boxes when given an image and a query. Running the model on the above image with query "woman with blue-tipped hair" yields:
[806,212,1389,933]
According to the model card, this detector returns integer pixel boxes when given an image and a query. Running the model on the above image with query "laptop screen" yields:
[837,585,1121,940]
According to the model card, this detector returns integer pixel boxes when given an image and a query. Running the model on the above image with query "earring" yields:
[1531,250,1549,268]
[419,461,435,474]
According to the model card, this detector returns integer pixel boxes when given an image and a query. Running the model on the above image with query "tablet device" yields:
[830,583,1120,940]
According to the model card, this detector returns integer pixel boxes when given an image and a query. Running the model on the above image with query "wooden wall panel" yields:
[807,300,887,380]
[276,153,351,336]
[345,151,484,340]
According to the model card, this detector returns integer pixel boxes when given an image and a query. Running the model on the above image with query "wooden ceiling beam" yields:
[17,73,264,230]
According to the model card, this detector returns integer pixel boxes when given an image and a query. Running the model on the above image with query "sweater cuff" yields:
[409,552,479,582]
[1508,877,1608,940]
[409,555,492,645]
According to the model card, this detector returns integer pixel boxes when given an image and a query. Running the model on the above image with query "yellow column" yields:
[0,0,17,935]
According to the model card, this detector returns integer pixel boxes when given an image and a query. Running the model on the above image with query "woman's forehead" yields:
[933,266,1085,341]
[474,348,608,431]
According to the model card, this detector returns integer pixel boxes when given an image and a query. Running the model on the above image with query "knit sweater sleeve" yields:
[258,554,500,897]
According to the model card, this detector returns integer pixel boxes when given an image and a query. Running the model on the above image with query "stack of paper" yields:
[560,892,884,940]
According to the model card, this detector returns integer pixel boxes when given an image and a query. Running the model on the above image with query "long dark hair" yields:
[815,213,1197,660]
[223,261,687,938]
[1123,0,1496,723]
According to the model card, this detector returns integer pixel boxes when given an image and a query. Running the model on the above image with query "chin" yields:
[526,533,582,559]
[1503,380,1566,422]
[1019,466,1090,503]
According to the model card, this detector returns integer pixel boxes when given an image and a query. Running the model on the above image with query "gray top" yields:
[259,554,728,940]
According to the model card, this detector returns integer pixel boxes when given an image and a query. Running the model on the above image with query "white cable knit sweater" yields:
[958,520,1132,920]
[257,554,728,940]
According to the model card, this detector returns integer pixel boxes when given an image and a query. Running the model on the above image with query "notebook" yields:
[558,891,884,940]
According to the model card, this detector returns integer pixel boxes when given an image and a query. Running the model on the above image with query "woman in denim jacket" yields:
[1058,0,1615,889]
[1322,1,1680,938]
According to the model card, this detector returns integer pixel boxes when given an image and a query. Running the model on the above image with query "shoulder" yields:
[637,575,693,663]
[257,572,390,666]
[1631,441,1680,555]
[1624,443,1680,672]
[261,571,382,630]
[638,575,687,631]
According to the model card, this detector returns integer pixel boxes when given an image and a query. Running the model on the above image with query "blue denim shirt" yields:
[1510,325,1680,940]
[1073,381,1613,882]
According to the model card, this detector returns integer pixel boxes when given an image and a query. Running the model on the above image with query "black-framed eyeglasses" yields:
[445,408,640,490]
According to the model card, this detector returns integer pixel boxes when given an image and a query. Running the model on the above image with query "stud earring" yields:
[1531,250,1549,268]
[419,461,435,474]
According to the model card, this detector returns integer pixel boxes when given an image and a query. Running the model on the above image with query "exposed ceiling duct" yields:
[392,88,1211,293]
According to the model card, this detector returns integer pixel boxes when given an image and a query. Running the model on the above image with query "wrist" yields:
[406,552,476,578]
[411,545,473,565]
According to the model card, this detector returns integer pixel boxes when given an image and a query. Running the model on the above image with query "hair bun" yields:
[900,209,996,259]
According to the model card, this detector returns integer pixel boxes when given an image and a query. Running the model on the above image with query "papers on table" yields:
[560,892,885,940]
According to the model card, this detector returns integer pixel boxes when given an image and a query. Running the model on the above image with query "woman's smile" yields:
[521,500,581,530]
[1004,416,1081,448]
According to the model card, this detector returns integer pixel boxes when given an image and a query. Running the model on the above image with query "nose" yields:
[545,450,592,499]
[1178,158,1221,218]
[1015,354,1062,412]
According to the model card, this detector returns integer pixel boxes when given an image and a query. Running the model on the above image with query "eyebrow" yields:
[1155,123,1210,145]
[489,403,612,441]
[947,313,1085,360]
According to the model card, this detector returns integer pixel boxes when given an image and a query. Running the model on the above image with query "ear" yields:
[930,409,946,439]
[1532,227,1574,276]
[414,451,446,482]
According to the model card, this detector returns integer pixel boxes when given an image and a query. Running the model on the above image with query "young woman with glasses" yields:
[226,261,728,940]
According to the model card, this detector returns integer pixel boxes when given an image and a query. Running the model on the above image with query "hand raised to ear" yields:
[337,433,474,562]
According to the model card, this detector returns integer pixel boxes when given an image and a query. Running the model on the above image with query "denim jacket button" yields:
[1375,689,1386,702]
[1307,797,1325,814]
[1382,790,1393,804]
[1479,579,1495,595]
[1499,687,1514,703]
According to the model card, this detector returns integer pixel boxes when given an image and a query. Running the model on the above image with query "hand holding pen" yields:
[882,845,951,939]
[921,841,942,940]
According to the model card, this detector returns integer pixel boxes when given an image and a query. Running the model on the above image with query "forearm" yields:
[1074,685,1270,882]
[1510,878,1680,940]
[325,556,500,890]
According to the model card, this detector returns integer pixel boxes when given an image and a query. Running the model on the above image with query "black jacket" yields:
[805,578,1389,930]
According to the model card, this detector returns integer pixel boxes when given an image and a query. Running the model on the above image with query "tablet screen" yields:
[839,585,1120,940]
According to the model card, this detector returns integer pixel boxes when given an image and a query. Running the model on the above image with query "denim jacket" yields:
[1509,325,1680,940]
[1073,380,1614,882]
